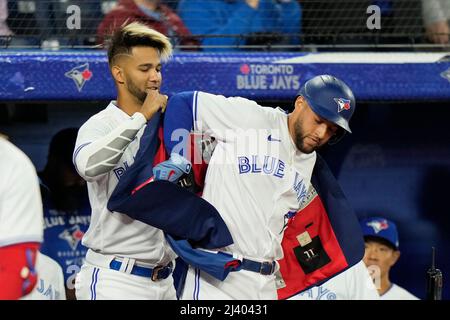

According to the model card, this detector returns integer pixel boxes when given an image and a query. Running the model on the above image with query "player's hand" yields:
[140,89,168,121]
[153,153,192,183]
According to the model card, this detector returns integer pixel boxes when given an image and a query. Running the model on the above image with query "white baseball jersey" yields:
[289,260,380,300]
[380,283,419,300]
[182,91,316,299]
[22,252,66,300]
[74,102,175,264]
[0,138,43,247]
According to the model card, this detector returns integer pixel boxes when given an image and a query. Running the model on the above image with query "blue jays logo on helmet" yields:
[58,225,84,250]
[65,63,93,92]
[334,98,351,113]
[366,219,389,234]
[298,75,356,137]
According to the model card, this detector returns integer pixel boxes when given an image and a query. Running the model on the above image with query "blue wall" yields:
[320,102,450,299]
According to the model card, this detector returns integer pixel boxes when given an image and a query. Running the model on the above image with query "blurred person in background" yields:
[21,252,66,300]
[177,0,301,51]
[38,128,91,300]
[0,135,43,299]
[360,217,419,300]
[97,0,199,48]
[422,0,450,45]
[0,0,13,38]
[288,260,379,300]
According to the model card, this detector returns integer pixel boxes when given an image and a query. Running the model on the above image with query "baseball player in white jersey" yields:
[289,260,380,300]
[73,22,176,300]
[163,75,357,299]
[360,217,419,300]
[22,252,66,300]
[0,136,43,299]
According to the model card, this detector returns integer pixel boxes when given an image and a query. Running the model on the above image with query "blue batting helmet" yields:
[298,75,356,143]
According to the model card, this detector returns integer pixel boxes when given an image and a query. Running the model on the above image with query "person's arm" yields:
[74,113,147,181]
[164,91,266,155]
[0,144,42,299]
[74,91,166,181]
[178,0,260,47]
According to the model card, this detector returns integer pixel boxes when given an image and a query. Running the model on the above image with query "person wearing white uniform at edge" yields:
[288,260,380,300]
[22,252,66,300]
[360,217,419,300]
[72,22,176,300]
[162,75,357,300]
[0,136,43,300]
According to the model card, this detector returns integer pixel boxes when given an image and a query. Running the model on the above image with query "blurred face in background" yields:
[363,240,400,279]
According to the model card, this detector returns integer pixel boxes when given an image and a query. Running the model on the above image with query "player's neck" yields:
[117,95,141,117]
[287,114,296,143]
[378,276,392,296]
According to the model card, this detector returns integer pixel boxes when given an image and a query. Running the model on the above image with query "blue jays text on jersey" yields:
[34,278,63,300]
[297,286,338,300]
[238,155,285,178]
[113,152,137,180]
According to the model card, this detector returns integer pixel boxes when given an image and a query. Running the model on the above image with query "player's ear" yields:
[390,250,401,266]
[293,95,303,110]
[111,65,125,84]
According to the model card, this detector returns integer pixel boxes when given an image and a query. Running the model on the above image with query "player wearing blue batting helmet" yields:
[299,75,355,133]
[289,75,356,154]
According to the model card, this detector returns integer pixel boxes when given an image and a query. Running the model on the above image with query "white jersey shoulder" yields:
[77,103,141,142]
[289,260,380,300]
[194,91,287,139]
[22,252,66,300]
[0,138,43,247]
[381,283,419,300]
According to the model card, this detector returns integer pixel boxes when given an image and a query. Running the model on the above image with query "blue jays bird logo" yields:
[65,63,93,92]
[334,98,351,113]
[58,225,85,250]
[366,219,389,234]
